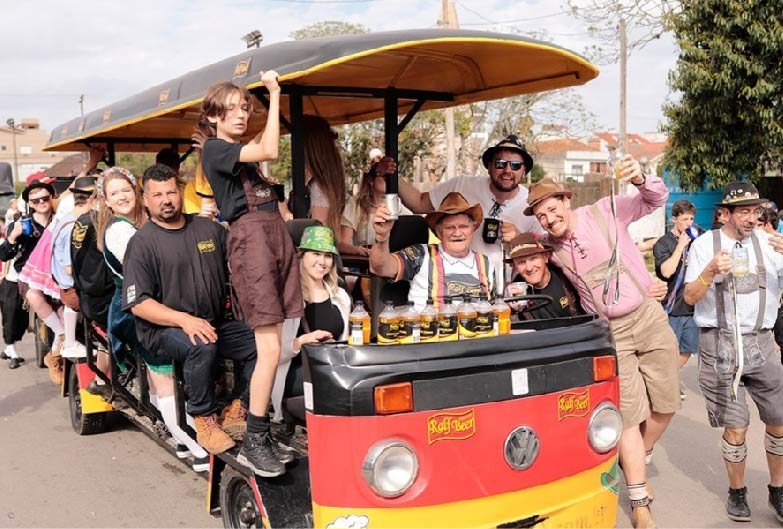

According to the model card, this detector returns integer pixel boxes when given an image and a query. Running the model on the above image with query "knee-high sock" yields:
[63,307,78,348]
[43,312,65,337]
[157,395,207,458]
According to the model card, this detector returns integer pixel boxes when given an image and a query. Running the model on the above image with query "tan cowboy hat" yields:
[504,232,553,262]
[425,192,483,232]
[523,177,573,216]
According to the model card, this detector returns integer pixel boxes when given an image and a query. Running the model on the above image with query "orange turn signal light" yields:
[374,382,413,415]
[593,355,616,382]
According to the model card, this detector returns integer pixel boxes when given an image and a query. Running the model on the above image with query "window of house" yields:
[20,146,32,155]
[0,145,6,151]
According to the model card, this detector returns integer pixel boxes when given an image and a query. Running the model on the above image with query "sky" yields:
[0,0,678,138]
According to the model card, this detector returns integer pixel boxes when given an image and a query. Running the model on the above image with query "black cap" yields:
[22,181,55,202]
[481,134,534,175]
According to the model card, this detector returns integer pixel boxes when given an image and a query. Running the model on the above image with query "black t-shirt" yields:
[513,265,584,320]
[122,215,228,352]
[653,231,694,316]
[201,138,275,223]
[0,217,49,272]
[300,298,344,339]
[70,212,115,326]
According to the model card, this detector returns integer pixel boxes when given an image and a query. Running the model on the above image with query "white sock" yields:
[157,396,208,458]
[43,312,65,336]
[63,307,79,349]
[5,343,18,359]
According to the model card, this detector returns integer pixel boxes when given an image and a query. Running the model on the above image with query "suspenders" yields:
[712,230,766,332]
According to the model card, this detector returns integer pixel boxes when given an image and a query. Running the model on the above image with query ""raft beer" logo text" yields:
[557,389,590,421]
[427,409,476,445]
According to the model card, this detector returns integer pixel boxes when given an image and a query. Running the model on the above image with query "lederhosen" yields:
[226,167,304,328]
[710,230,767,373]
[426,244,491,310]
[552,204,647,318]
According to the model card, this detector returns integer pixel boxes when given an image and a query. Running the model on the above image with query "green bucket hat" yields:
[299,225,338,255]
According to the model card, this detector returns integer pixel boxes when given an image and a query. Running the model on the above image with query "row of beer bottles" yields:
[349,295,512,346]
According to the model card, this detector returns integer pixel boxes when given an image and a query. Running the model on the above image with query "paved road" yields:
[1,333,780,528]
[0,337,220,528]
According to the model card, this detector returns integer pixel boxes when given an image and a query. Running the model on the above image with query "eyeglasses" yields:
[29,195,51,205]
[732,207,764,219]
[494,159,525,171]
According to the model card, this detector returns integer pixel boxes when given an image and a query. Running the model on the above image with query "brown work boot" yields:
[631,505,656,529]
[194,415,236,454]
[219,399,247,441]
[47,353,63,385]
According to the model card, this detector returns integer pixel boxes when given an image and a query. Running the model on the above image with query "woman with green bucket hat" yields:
[271,225,351,424]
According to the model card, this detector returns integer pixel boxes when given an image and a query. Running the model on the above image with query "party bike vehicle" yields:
[44,28,621,528]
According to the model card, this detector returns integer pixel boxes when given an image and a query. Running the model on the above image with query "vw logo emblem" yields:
[504,426,540,470]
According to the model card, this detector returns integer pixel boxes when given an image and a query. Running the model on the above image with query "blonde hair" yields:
[298,249,339,303]
[303,115,346,235]
[95,168,145,252]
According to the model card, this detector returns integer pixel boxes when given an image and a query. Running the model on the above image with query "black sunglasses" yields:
[494,159,524,171]
[29,195,52,205]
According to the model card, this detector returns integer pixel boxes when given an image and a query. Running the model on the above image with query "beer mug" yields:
[732,246,749,277]
[482,217,500,244]
[383,193,400,221]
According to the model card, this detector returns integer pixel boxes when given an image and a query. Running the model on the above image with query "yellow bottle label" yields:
[438,315,458,341]
[420,317,438,342]
[378,319,399,345]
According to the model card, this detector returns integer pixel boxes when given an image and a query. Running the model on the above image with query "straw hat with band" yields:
[425,192,483,232]
[481,134,534,176]
[523,177,573,216]
[299,225,338,255]
[714,181,767,208]
[504,232,553,262]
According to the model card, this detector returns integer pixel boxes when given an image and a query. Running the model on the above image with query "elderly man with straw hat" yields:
[525,156,677,529]
[371,192,494,310]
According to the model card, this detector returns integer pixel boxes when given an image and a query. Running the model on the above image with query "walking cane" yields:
[728,274,744,402]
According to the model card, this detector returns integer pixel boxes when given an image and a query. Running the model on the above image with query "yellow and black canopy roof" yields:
[45,28,598,153]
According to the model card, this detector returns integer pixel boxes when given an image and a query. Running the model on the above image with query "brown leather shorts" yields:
[227,210,304,329]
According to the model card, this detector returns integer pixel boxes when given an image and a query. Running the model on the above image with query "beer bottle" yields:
[348,300,371,345]
[457,296,477,340]
[420,297,439,343]
[474,295,494,338]
[438,296,458,342]
[399,302,421,344]
[493,296,511,336]
[377,301,400,345]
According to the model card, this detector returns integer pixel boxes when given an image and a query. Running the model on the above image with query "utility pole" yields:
[79,94,85,117]
[439,0,458,180]
[5,118,18,184]
[618,17,627,153]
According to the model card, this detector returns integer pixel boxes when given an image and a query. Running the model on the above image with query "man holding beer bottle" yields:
[684,181,783,524]
[370,192,495,311]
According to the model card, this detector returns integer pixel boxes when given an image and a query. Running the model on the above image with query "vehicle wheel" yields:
[68,368,107,435]
[35,318,50,368]
[220,466,263,528]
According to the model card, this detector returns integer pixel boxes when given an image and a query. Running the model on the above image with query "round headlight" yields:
[588,402,622,453]
[362,441,419,498]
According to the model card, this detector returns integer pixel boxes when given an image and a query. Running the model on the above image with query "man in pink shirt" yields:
[525,156,679,529]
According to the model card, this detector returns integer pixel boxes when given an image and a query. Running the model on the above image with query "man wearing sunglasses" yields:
[395,135,543,273]
[0,178,55,370]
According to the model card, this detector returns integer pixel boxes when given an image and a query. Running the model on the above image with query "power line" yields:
[454,1,570,25]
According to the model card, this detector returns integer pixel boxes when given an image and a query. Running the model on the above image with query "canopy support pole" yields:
[289,89,307,219]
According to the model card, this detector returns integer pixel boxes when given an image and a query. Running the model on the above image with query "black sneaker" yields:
[271,439,295,464]
[192,455,210,473]
[727,487,751,522]
[8,357,24,369]
[768,484,783,522]
[0,351,8,360]
[237,432,285,477]
[175,444,191,459]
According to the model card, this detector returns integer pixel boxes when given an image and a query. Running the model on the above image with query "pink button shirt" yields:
[548,175,668,319]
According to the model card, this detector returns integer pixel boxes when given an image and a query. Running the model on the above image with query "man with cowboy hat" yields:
[525,156,677,529]
[683,181,783,523]
[504,232,583,320]
[387,134,542,270]
[370,192,494,310]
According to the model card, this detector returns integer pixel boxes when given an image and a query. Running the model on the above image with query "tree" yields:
[288,20,369,40]
[663,0,783,189]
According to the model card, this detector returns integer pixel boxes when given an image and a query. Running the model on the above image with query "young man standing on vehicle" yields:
[123,165,259,458]
[526,160,679,529]
[504,232,583,320]
[393,135,543,271]
[653,199,700,400]
[683,182,783,523]
[370,192,494,310]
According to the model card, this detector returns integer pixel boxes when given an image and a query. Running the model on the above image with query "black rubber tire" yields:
[34,317,50,368]
[68,367,108,436]
[220,466,263,528]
